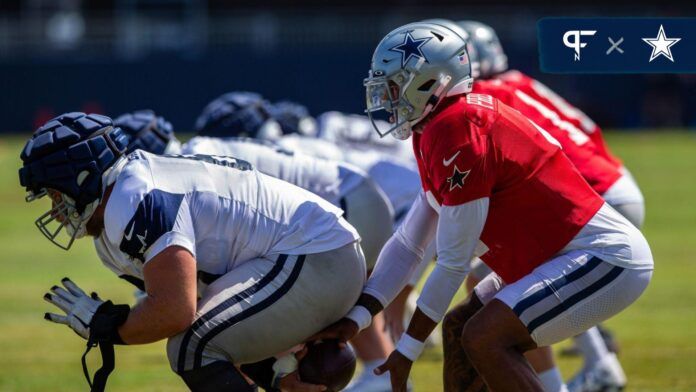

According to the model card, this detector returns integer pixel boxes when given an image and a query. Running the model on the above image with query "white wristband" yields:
[396,334,425,362]
[345,305,372,331]
[271,353,299,388]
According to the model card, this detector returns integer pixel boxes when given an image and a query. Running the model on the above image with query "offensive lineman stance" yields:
[20,112,367,391]
[312,22,653,392]
[191,95,400,392]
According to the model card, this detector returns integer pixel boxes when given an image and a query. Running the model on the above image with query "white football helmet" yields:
[364,22,474,140]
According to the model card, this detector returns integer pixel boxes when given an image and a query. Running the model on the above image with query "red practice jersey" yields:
[413,94,604,283]
[496,70,622,168]
[473,79,622,195]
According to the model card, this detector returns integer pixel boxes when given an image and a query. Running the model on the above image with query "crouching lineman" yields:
[312,22,653,392]
[189,95,400,392]
[19,112,367,391]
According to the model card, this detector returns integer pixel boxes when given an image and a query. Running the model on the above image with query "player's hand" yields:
[278,346,327,392]
[375,350,413,392]
[306,317,359,343]
[43,277,105,339]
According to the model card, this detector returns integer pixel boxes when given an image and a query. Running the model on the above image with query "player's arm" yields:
[399,198,488,357]
[309,191,438,342]
[391,134,491,361]
[117,245,198,344]
[352,191,438,319]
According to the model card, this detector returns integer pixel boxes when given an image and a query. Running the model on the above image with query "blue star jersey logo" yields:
[390,31,432,67]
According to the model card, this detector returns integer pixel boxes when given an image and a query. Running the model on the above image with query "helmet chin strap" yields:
[65,199,99,239]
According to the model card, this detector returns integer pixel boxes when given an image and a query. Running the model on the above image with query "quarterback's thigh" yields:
[343,179,393,270]
[493,251,652,347]
[169,243,366,373]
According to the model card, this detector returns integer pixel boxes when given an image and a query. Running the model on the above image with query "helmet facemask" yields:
[30,189,100,250]
[365,22,474,141]
[365,67,419,140]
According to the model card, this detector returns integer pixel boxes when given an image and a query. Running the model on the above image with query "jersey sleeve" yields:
[117,189,196,264]
[416,197,489,322]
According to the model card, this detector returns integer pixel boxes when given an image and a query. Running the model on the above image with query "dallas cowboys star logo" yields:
[446,165,470,191]
[389,31,432,67]
[642,25,681,63]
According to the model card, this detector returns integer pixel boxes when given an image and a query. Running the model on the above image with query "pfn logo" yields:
[563,30,596,61]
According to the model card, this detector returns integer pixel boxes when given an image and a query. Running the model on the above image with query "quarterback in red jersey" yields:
[311,22,653,392]
[460,20,645,392]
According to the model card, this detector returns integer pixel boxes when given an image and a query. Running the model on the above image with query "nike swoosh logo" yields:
[443,151,461,166]
[124,222,135,241]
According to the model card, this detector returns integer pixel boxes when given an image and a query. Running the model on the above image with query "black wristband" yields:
[240,357,279,391]
[356,293,384,316]
[89,301,130,345]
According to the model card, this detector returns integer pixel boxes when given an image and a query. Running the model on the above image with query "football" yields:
[299,340,357,391]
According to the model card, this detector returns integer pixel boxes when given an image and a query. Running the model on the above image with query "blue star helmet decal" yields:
[389,31,432,67]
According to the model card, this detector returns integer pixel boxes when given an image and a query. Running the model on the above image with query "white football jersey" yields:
[314,113,422,224]
[316,112,415,163]
[182,136,366,206]
[99,151,359,284]
[274,134,345,161]
[342,148,421,224]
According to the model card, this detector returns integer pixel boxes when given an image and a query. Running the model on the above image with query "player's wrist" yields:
[395,333,425,362]
[345,305,372,331]
[271,353,299,389]
[355,293,384,316]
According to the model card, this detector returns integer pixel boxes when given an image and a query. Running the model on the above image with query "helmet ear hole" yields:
[417,79,437,92]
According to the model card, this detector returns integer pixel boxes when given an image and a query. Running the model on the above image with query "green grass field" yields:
[1,132,695,391]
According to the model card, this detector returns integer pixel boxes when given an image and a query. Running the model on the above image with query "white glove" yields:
[44,278,104,339]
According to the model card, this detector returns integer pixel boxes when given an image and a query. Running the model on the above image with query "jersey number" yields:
[527,120,562,148]
[466,94,495,110]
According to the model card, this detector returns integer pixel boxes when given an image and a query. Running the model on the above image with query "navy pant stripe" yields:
[340,197,348,219]
[526,266,625,334]
[192,255,306,369]
[176,254,290,373]
[512,257,602,316]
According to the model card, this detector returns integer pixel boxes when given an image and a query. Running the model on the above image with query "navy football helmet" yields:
[267,100,317,137]
[114,110,181,155]
[18,112,129,249]
[194,91,282,139]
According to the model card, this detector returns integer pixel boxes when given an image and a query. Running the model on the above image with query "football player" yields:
[311,22,653,392]
[20,112,367,392]
[188,97,400,392]
[460,20,644,391]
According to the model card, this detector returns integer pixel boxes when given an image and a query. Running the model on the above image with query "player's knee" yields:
[460,312,500,361]
[442,309,467,344]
